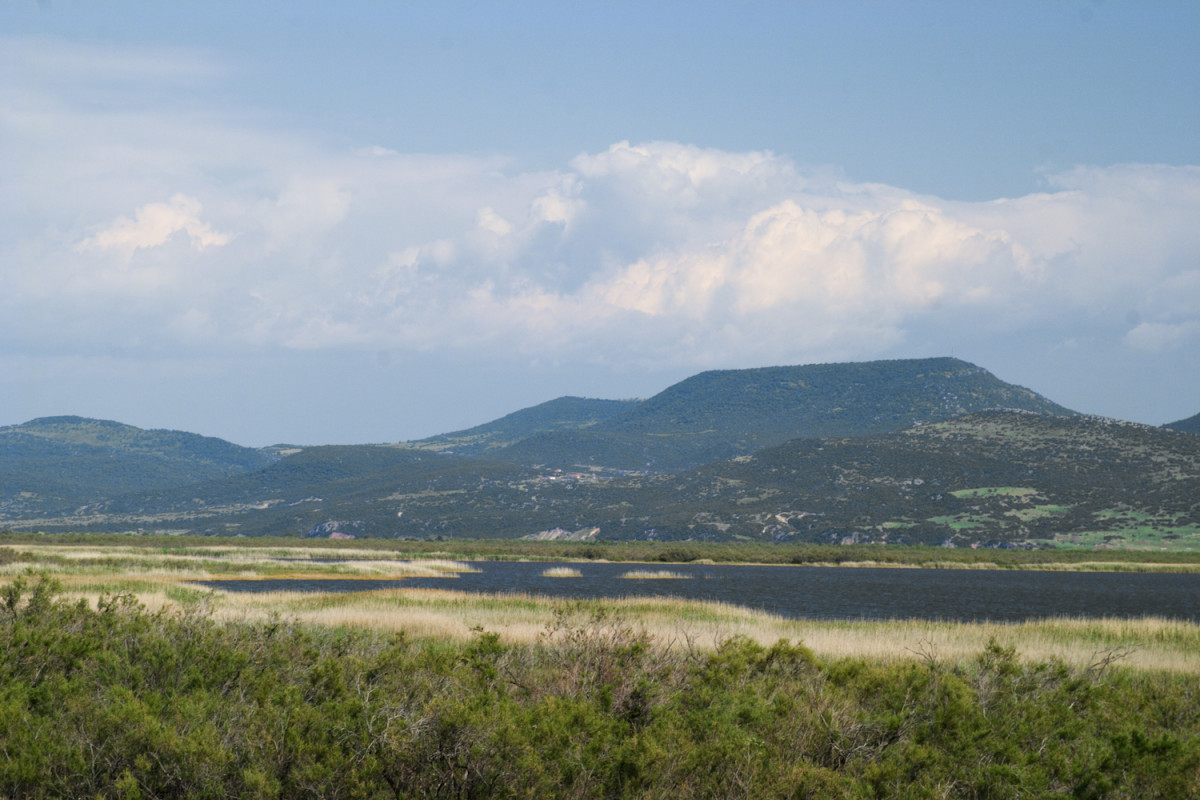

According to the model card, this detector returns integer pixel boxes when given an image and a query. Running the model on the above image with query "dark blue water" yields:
[198,561,1200,623]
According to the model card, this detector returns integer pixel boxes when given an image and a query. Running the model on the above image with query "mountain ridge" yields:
[487,357,1076,471]
[6,357,1196,549]
[414,396,641,456]
[1164,412,1200,435]
[8,409,1195,548]
[0,416,276,517]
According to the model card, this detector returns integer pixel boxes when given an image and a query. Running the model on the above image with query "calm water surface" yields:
[200,561,1200,623]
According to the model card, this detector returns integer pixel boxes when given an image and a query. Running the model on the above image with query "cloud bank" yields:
[3,38,1198,423]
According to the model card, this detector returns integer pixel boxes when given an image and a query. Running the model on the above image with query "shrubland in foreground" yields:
[1,573,1197,799]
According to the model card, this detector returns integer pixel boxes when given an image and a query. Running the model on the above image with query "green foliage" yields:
[1163,411,1200,435]
[492,357,1076,472]
[1,571,61,619]
[0,416,274,517]
[414,396,641,455]
[0,583,1196,798]
[7,531,1200,572]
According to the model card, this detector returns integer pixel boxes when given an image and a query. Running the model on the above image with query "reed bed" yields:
[0,543,477,580]
[204,588,554,644]
[5,542,1197,674]
[158,584,1198,675]
[26,575,1200,674]
[541,567,584,578]
[806,559,1200,573]
[620,569,690,580]
[784,617,1200,674]
[8,538,1200,571]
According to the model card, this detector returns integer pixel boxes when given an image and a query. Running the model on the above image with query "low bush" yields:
[0,576,1196,798]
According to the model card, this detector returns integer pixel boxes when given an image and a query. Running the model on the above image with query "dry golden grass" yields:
[620,569,690,580]
[784,617,1200,674]
[168,586,1198,675]
[5,542,1196,674]
[1,543,476,579]
[541,567,584,578]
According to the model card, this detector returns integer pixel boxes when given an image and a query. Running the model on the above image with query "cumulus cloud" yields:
[572,140,785,196]
[4,38,1199,383]
[369,152,1198,373]
[78,194,230,253]
[474,207,514,237]
[18,141,1200,371]
[259,178,352,252]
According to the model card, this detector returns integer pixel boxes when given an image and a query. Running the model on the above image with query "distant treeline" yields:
[1,573,1196,798]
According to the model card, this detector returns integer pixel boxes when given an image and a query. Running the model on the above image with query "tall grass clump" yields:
[621,569,690,580]
[542,566,584,578]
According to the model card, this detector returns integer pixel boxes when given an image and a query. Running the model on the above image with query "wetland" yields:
[2,536,1199,796]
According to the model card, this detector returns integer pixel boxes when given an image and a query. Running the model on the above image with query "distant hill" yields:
[0,416,275,517]
[656,410,1200,547]
[16,410,1198,550]
[492,358,1075,471]
[13,443,540,538]
[1164,412,1200,435]
[9,360,1193,550]
[413,397,640,456]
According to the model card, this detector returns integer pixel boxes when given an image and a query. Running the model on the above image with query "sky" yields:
[3,1,1199,446]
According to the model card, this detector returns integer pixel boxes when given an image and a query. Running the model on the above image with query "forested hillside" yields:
[10,410,1198,548]
[488,358,1075,471]
[414,396,640,456]
[666,411,1200,547]
[1165,412,1200,435]
[5,360,1196,549]
[0,416,275,517]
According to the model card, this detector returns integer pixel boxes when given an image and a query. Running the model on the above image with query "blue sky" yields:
[3,1,1198,445]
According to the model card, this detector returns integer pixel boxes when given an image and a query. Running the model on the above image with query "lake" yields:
[199,561,1200,623]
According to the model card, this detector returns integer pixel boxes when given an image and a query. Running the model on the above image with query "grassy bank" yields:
[2,540,1198,675]
[5,532,1200,571]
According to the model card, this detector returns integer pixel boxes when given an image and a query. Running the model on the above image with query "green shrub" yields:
[0,582,1196,798]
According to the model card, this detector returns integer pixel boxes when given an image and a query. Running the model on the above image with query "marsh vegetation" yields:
[1,537,1198,796]
[3,537,1198,674]
[1,566,1197,798]
[620,569,691,580]
[542,566,585,578]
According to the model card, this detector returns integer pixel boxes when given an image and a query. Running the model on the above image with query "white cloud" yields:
[409,155,1196,372]
[77,194,230,253]
[352,145,400,158]
[259,178,352,252]
[530,179,580,225]
[957,164,1200,306]
[4,37,1199,385]
[572,140,783,191]
[474,207,514,237]
[17,133,1200,373]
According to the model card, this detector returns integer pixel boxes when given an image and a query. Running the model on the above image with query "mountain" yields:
[657,410,1200,547]
[7,360,1192,549]
[413,396,640,456]
[0,416,276,517]
[11,411,1197,550]
[490,358,1075,471]
[1164,412,1200,435]
[12,443,541,538]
